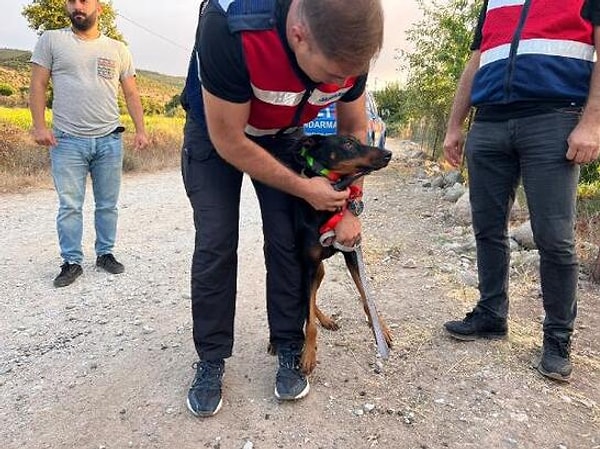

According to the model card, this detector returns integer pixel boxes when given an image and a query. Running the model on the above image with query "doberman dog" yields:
[293,134,394,374]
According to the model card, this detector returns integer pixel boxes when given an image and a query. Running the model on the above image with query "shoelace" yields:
[191,361,223,389]
[544,335,571,358]
[277,349,302,379]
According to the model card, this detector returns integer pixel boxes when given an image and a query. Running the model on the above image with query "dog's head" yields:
[297,135,392,182]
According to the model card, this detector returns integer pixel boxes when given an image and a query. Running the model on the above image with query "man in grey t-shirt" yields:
[29,0,148,288]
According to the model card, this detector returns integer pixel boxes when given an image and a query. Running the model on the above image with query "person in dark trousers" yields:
[443,0,600,382]
[29,0,148,288]
[180,0,384,417]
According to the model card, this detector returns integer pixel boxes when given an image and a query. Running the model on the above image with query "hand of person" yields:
[567,121,600,164]
[31,127,57,147]
[334,212,362,249]
[304,177,349,211]
[443,127,465,168]
[133,131,149,151]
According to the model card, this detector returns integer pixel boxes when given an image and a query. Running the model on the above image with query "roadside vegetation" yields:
[0,107,183,193]
[371,0,600,280]
[1,0,598,276]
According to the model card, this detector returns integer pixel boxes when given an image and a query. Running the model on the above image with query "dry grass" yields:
[0,108,184,193]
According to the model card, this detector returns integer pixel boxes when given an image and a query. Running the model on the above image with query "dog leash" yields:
[354,244,390,359]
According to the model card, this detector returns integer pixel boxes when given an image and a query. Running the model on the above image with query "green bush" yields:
[580,160,600,185]
[0,83,15,97]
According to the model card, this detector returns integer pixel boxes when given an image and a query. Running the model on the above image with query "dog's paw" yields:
[320,317,340,331]
[300,350,318,375]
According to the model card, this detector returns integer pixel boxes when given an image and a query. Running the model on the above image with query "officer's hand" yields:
[304,177,348,211]
[567,121,600,164]
[443,127,465,168]
[334,212,362,248]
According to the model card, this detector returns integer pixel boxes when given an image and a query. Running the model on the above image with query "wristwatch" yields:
[347,199,364,217]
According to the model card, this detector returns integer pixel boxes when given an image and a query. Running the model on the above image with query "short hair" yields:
[298,0,384,73]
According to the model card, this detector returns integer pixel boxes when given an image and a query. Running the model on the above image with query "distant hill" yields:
[0,48,185,113]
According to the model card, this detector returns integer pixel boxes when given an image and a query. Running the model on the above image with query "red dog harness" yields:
[319,185,362,236]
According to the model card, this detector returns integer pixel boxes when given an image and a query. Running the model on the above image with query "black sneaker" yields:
[96,254,125,274]
[537,334,572,382]
[274,344,310,400]
[444,309,508,341]
[53,262,83,288]
[186,359,224,417]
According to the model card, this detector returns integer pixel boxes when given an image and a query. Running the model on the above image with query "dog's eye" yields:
[343,141,357,153]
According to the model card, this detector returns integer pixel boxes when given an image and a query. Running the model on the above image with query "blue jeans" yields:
[466,110,580,339]
[50,129,123,264]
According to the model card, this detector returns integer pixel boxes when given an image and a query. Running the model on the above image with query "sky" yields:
[0,0,422,86]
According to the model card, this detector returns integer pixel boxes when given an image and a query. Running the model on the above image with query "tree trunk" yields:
[592,248,600,284]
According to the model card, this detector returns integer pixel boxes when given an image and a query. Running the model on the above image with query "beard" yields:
[69,11,97,31]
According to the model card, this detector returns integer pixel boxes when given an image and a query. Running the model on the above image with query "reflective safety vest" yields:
[471,0,595,106]
[241,29,356,136]
[184,0,358,137]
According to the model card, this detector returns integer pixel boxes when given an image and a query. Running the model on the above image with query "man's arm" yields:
[120,76,149,150]
[29,63,56,147]
[202,88,348,212]
[443,50,481,167]
[334,93,369,247]
[566,26,600,164]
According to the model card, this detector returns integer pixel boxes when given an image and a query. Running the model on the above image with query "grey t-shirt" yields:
[31,28,136,137]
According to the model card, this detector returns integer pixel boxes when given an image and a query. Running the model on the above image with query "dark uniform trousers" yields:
[181,117,308,361]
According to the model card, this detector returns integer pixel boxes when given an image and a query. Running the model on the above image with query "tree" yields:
[373,83,407,125]
[401,0,482,157]
[22,0,124,42]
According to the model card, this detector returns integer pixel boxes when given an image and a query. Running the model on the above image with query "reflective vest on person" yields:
[184,0,358,137]
[471,0,594,106]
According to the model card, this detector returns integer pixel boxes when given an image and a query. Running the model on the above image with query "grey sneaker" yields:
[537,334,572,382]
[274,344,310,400]
[186,359,224,417]
[444,309,508,341]
[96,254,125,274]
[53,262,83,288]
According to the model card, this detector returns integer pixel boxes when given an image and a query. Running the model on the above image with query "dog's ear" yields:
[300,135,324,150]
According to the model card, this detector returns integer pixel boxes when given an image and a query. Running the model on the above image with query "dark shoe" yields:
[444,310,508,341]
[53,262,83,288]
[186,359,224,417]
[537,334,572,382]
[275,344,310,400]
[96,254,125,274]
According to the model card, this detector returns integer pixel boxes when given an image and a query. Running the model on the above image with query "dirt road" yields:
[1,139,598,449]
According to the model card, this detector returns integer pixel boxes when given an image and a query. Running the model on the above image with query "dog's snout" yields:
[383,150,392,162]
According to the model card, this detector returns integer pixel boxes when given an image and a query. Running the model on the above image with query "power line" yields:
[116,13,191,53]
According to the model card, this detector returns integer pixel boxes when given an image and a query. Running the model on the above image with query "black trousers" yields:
[181,118,308,361]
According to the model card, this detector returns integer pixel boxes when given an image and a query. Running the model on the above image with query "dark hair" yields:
[299,0,384,72]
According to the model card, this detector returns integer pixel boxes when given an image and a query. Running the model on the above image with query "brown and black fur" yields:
[293,135,394,374]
